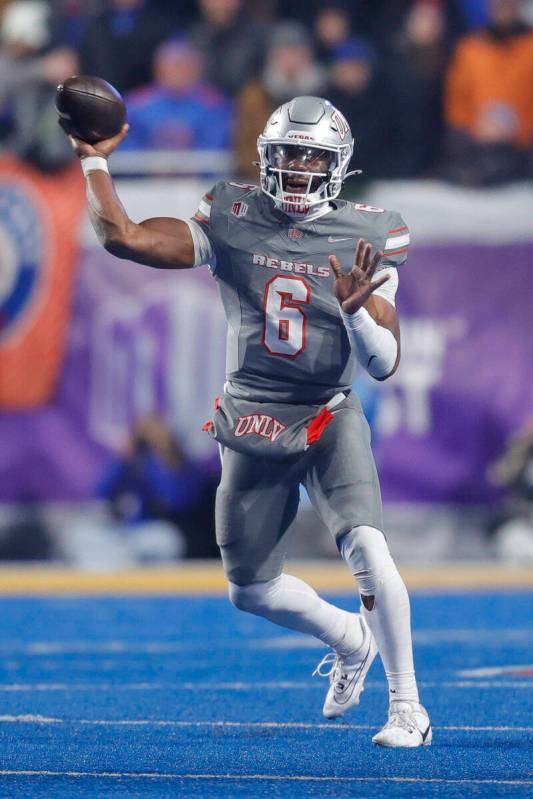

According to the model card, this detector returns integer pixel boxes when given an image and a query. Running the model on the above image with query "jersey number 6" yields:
[262,275,310,358]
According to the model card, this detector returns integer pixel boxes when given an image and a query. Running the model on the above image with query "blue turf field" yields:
[0,591,530,798]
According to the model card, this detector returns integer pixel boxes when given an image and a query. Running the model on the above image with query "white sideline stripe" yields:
[0,715,60,723]
[459,665,533,678]
[0,680,531,692]
[0,716,531,733]
[4,642,194,655]
[0,770,530,786]
[0,683,163,692]
[413,629,532,644]
[260,629,533,649]
[0,628,529,656]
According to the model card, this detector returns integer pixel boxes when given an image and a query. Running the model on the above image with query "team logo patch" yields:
[288,228,303,240]
[231,201,248,218]
[234,413,286,442]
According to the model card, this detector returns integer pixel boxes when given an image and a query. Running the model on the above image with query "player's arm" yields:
[68,125,195,269]
[330,240,400,381]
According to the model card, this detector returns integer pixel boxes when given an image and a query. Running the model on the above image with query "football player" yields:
[67,96,431,747]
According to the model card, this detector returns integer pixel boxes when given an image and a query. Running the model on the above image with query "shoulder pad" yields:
[351,206,409,266]
[351,202,386,214]
[346,203,409,265]
[192,179,226,227]
[192,180,260,228]
[225,180,256,192]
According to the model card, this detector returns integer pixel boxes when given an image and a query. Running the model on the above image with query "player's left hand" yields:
[330,239,389,315]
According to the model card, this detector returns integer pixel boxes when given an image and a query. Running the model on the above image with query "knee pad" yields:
[339,525,396,597]
[228,577,279,615]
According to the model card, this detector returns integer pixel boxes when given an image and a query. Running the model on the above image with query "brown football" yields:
[56,75,127,144]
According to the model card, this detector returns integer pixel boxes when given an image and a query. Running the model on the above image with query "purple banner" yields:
[0,249,227,501]
[0,242,532,503]
[375,242,533,502]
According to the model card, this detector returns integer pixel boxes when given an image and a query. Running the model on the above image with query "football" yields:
[55,75,127,144]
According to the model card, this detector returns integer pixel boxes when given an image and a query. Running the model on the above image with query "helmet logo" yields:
[286,131,315,141]
[231,201,248,218]
[331,110,350,141]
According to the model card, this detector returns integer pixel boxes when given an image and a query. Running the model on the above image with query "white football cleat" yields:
[372,700,432,748]
[313,614,378,719]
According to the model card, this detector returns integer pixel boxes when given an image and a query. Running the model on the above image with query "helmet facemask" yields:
[258,139,353,214]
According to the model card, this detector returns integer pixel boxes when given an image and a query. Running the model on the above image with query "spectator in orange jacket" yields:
[444,0,533,184]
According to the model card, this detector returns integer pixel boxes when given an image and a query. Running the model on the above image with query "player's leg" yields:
[304,395,430,744]
[216,446,364,656]
[338,525,418,702]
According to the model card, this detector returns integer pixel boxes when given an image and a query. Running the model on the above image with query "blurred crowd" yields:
[488,419,533,562]
[0,415,220,563]
[0,0,533,184]
[95,416,219,559]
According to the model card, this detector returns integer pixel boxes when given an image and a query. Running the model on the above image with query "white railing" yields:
[0,145,233,176]
[108,149,234,176]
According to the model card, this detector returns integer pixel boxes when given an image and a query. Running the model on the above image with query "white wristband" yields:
[341,307,397,379]
[81,156,109,177]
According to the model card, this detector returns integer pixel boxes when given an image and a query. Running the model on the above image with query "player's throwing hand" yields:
[330,239,389,315]
[65,123,129,159]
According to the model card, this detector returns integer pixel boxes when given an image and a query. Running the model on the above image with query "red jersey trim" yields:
[383,246,408,256]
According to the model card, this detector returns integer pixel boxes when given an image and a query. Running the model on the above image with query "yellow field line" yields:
[0,562,530,594]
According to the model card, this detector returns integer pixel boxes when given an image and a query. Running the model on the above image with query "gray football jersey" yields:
[192,181,409,403]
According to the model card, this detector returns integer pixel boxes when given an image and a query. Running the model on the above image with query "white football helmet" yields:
[257,96,356,212]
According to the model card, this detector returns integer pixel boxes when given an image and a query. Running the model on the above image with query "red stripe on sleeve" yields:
[384,246,408,256]
[388,226,408,234]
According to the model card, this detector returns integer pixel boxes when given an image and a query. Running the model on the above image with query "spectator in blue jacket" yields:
[95,416,219,558]
[123,38,233,151]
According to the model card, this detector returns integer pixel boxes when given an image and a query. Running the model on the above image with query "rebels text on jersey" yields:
[190,181,409,403]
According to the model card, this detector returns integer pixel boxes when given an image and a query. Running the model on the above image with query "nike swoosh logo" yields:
[421,725,431,742]
[328,236,353,243]
[333,642,371,705]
